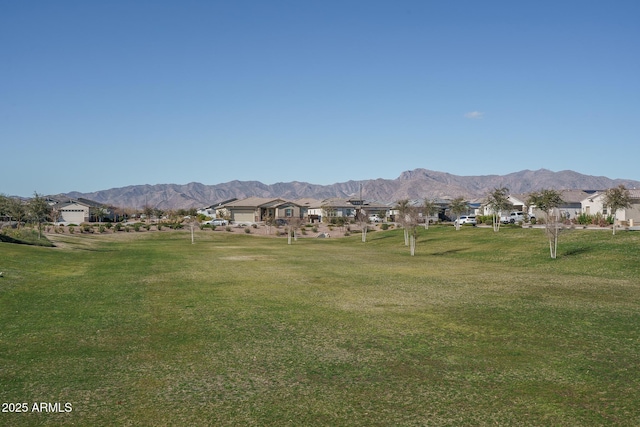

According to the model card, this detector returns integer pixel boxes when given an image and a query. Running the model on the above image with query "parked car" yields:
[369,214,382,223]
[211,218,228,226]
[455,215,476,226]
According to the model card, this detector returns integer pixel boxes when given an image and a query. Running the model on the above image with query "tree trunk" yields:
[409,234,416,256]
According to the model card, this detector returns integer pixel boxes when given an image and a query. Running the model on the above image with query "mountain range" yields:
[62,168,640,210]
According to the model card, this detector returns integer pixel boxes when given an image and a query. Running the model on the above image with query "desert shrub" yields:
[81,224,91,233]
[99,225,105,233]
[252,223,258,229]
[312,226,318,233]
[244,227,251,234]
[530,218,537,225]
[157,224,163,231]
[576,213,592,225]
[105,222,113,229]
[381,223,389,230]
[134,224,141,232]
[114,223,122,232]
[225,226,232,232]
[68,226,75,234]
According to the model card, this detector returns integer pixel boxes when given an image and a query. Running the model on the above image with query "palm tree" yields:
[422,198,438,230]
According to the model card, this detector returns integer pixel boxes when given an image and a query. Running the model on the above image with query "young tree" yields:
[287,217,304,244]
[485,187,512,232]
[28,192,52,239]
[449,197,468,231]
[188,216,200,244]
[395,199,411,246]
[143,204,154,225]
[6,197,26,228]
[404,206,420,256]
[422,198,438,230]
[527,189,564,259]
[355,210,369,242]
[602,185,632,235]
[0,194,8,219]
[264,215,275,235]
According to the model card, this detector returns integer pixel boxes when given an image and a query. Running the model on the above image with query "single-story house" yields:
[51,197,112,224]
[529,190,592,220]
[55,201,90,224]
[220,197,303,223]
[388,198,450,223]
[197,198,237,218]
[484,190,592,221]
[308,198,388,222]
[581,189,640,226]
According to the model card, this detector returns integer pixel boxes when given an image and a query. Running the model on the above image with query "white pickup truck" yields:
[501,212,535,224]
[368,214,382,223]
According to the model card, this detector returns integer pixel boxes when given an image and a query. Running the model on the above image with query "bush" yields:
[576,213,592,225]
[68,226,75,234]
[134,224,141,232]
[114,223,122,232]
[381,223,389,230]
[244,227,251,234]
[225,226,232,232]
[99,225,105,233]
[252,223,258,229]
[105,222,113,229]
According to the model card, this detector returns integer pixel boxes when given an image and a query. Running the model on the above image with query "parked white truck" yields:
[500,211,535,224]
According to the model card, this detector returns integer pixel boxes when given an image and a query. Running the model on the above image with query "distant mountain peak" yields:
[62,168,640,210]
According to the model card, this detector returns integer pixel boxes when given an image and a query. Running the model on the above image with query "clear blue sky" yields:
[2,1,639,197]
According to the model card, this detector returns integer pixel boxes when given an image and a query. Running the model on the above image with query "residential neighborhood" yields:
[10,187,636,230]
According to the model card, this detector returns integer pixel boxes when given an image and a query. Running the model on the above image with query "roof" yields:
[222,197,283,208]
[221,197,300,209]
[293,198,322,207]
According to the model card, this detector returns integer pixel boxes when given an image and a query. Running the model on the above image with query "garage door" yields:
[232,210,255,223]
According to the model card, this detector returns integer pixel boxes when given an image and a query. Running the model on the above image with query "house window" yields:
[285,208,293,217]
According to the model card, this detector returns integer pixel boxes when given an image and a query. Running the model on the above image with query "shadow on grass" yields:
[0,234,55,247]
[431,247,470,256]
[562,246,592,257]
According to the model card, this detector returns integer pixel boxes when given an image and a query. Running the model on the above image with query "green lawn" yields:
[1,227,639,426]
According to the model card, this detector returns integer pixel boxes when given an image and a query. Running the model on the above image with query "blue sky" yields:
[2,1,639,197]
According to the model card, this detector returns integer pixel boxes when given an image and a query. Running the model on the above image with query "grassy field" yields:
[1,226,639,426]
